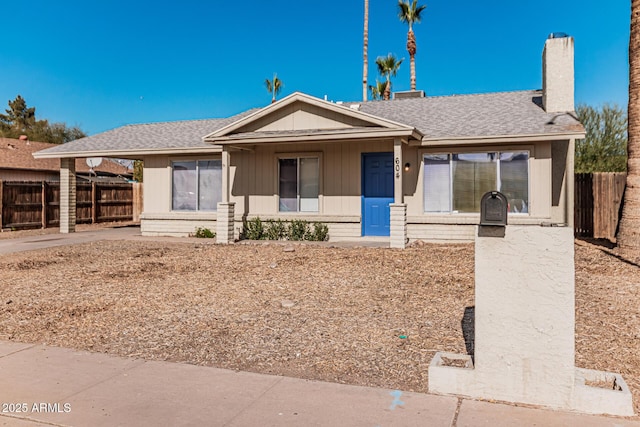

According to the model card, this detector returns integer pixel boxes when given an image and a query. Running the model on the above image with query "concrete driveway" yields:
[0,226,144,255]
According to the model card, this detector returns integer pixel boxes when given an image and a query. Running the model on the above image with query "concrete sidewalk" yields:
[0,341,637,427]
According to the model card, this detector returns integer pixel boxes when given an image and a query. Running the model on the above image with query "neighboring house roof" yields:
[33,90,584,159]
[0,137,131,176]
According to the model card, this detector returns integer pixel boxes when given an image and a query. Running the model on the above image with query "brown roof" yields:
[0,138,132,176]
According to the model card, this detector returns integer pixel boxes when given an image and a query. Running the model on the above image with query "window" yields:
[423,151,529,214]
[278,157,319,212]
[172,160,221,211]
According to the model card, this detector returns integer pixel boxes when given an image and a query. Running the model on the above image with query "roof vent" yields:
[349,104,361,111]
[393,90,425,100]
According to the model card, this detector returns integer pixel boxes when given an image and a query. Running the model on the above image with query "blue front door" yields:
[362,153,394,236]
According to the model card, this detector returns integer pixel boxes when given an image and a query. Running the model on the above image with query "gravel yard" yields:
[0,237,638,415]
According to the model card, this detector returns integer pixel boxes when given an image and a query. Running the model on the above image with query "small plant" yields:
[194,227,215,238]
[243,217,265,240]
[265,219,287,240]
[287,219,309,241]
[309,222,329,241]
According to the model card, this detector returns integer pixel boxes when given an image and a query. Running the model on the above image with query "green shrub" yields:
[241,218,330,242]
[243,217,265,240]
[309,222,329,241]
[194,227,215,238]
[287,219,309,241]
[265,219,287,240]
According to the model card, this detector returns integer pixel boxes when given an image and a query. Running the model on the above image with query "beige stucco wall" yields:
[140,139,571,240]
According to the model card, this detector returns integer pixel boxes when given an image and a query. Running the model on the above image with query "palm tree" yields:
[617,0,640,253]
[363,0,369,102]
[398,0,426,92]
[369,80,387,101]
[265,74,283,103]
[376,54,403,100]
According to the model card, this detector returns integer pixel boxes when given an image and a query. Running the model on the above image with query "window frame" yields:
[275,152,322,214]
[170,158,222,212]
[421,149,531,216]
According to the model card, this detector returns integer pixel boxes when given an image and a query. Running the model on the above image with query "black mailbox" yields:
[480,191,508,226]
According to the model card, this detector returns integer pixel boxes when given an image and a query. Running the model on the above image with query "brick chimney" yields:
[542,34,575,113]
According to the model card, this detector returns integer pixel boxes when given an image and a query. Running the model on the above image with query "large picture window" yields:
[278,157,319,212]
[172,160,221,211]
[423,151,529,214]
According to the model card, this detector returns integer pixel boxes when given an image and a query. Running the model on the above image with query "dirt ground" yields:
[0,236,638,415]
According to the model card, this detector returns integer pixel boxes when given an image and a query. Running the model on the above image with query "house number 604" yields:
[395,157,400,178]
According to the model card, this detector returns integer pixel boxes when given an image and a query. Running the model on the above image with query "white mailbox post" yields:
[428,200,634,416]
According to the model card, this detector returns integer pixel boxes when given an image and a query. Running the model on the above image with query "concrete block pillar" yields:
[216,202,235,244]
[389,203,407,249]
[60,158,76,234]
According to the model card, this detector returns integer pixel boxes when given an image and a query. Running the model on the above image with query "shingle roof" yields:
[36,109,259,156]
[0,138,131,175]
[352,90,583,139]
[34,90,583,158]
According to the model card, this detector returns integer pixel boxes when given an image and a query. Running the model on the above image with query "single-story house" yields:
[1,137,132,182]
[34,35,584,247]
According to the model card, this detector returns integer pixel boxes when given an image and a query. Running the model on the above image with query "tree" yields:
[0,95,86,144]
[368,80,387,101]
[265,74,283,103]
[363,0,369,101]
[376,54,403,100]
[617,0,640,252]
[398,0,426,92]
[575,104,627,173]
[0,95,36,132]
[133,160,144,182]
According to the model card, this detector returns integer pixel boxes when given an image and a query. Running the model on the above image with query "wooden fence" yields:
[574,172,626,241]
[0,181,143,230]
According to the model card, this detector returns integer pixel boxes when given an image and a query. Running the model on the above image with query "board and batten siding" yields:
[406,141,564,224]
[230,139,392,217]
[239,103,374,133]
[140,138,570,240]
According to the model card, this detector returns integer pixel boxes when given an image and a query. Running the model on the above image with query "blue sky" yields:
[0,1,629,135]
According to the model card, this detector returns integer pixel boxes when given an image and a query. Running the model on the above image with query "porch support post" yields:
[221,147,230,203]
[216,202,235,244]
[393,138,403,203]
[60,158,76,233]
[390,138,407,249]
